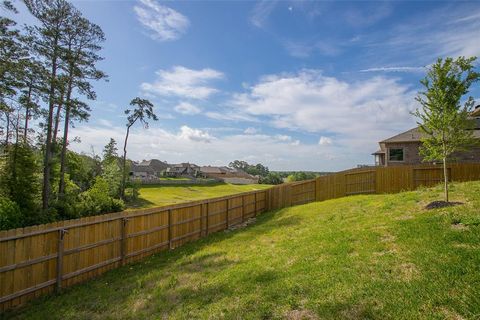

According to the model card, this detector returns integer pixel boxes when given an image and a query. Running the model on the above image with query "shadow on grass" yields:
[4,206,303,319]
[126,197,156,208]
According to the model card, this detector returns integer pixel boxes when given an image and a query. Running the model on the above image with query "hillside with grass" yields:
[4,181,480,319]
[128,183,272,208]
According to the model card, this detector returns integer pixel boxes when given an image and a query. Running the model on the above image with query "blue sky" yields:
[14,0,480,171]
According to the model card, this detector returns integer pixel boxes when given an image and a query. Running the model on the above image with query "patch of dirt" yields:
[284,309,318,320]
[438,307,466,320]
[380,234,396,243]
[340,305,371,320]
[424,201,463,210]
[225,217,256,232]
[451,223,469,231]
[395,215,414,221]
[396,262,420,282]
[452,243,479,249]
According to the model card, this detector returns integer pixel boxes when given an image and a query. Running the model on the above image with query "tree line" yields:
[0,0,157,230]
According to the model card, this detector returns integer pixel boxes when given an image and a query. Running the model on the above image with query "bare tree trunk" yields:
[52,95,63,145]
[58,80,73,197]
[24,82,32,143]
[4,113,10,145]
[443,156,449,202]
[42,56,58,210]
[121,125,131,200]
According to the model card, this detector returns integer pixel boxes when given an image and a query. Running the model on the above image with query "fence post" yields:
[226,199,230,229]
[120,218,129,266]
[206,202,209,236]
[254,192,257,217]
[200,203,204,237]
[168,209,173,249]
[241,196,245,222]
[56,229,67,293]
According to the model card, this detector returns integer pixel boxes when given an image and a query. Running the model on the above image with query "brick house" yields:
[130,159,169,179]
[373,107,480,166]
[199,166,259,184]
[165,163,200,177]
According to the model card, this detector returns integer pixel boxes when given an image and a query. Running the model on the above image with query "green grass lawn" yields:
[127,183,272,209]
[4,181,480,319]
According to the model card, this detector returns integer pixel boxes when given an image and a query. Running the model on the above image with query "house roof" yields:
[472,106,480,117]
[381,122,480,144]
[137,159,169,172]
[171,163,199,169]
[200,166,225,174]
[131,163,154,173]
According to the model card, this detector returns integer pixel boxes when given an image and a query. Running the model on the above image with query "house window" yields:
[389,148,404,162]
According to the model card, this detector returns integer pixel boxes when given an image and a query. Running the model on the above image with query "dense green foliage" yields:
[229,160,269,177]
[6,181,480,319]
[0,1,137,229]
[285,171,317,182]
[259,172,283,185]
[0,196,22,230]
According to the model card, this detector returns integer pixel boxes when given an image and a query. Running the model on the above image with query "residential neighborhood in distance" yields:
[130,161,259,184]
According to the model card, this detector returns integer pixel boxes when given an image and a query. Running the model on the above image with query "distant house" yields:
[373,107,480,166]
[165,163,200,177]
[200,166,259,184]
[130,159,169,179]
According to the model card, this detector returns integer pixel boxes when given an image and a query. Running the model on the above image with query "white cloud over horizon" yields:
[134,0,190,41]
[174,102,201,115]
[69,124,348,171]
[229,69,418,151]
[140,66,224,100]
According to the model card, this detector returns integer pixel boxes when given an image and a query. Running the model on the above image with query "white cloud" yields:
[69,124,347,171]
[250,0,277,28]
[174,102,201,115]
[275,134,292,142]
[359,66,427,73]
[244,127,259,134]
[363,5,480,64]
[141,66,224,100]
[134,0,189,41]
[205,111,258,122]
[98,119,113,127]
[319,136,332,146]
[178,125,214,143]
[229,69,418,151]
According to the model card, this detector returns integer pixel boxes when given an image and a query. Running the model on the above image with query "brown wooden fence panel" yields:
[0,190,269,311]
[1,163,480,311]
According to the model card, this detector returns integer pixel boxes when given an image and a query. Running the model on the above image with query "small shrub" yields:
[78,177,125,216]
[0,197,23,230]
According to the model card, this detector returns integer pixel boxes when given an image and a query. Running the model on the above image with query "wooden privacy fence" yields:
[0,190,267,311]
[1,162,480,311]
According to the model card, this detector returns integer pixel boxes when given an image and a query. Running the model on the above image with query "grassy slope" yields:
[4,181,480,319]
[128,183,272,209]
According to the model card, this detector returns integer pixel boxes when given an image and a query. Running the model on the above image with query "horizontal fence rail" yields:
[1,162,480,311]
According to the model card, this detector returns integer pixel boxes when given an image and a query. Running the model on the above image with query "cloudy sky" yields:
[15,0,480,171]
